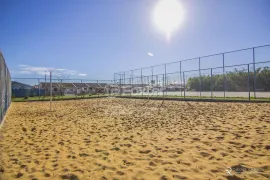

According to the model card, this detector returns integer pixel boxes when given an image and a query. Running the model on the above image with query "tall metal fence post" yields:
[151,66,153,85]
[80,79,83,99]
[147,76,149,97]
[119,73,121,86]
[50,71,52,110]
[129,77,131,97]
[180,61,182,96]
[253,48,256,99]
[0,55,3,122]
[62,79,64,99]
[45,72,47,97]
[97,80,99,97]
[162,74,165,98]
[223,53,226,98]
[123,72,126,89]
[119,74,121,95]
[38,78,40,100]
[4,65,7,114]
[183,72,186,99]
[131,70,133,96]
[156,75,158,96]
[120,74,122,96]
[248,64,250,101]
[164,64,167,96]
[199,58,201,98]
[141,68,143,97]
[210,68,213,98]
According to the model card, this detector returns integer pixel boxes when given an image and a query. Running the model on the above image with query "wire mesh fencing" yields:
[114,44,270,101]
[0,52,11,124]
[5,44,270,105]
[11,77,114,101]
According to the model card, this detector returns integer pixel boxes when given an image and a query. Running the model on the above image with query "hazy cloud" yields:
[148,52,154,56]
[78,73,87,76]
[19,64,28,67]
[12,65,86,77]
[19,71,32,74]
[56,68,66,71]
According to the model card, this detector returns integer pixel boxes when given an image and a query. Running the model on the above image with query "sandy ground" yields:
[0,98,269,180]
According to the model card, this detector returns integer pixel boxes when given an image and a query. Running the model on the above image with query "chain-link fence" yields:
[114,44,270,101]
[5,44,270,105]
[0,51,11,124]
[11,77,114,101]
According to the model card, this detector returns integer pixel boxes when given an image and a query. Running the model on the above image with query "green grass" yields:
[12,93,270,102]
[12,94,108,102]
[118,94,270,101]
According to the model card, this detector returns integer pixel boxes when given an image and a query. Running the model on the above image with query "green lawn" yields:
[12,94,108,102]
[12,93,270,102]
[118,94,270,101]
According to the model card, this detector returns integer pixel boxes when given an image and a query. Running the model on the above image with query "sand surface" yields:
[0,98,269,180]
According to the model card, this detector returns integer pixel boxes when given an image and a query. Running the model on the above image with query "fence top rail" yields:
[114,60,270,79]
[115,44,270,75]
[119,73,167,79]
[12,78,113,82]
[183,60,270,73]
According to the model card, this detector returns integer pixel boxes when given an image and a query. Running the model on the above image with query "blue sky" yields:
[1,0,270,81]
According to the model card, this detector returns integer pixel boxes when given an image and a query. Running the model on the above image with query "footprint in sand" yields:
[139,150,151,154]
[60,174,79,180]
[172,174,187,179]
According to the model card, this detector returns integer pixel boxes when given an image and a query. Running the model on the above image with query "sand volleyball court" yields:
[0,98,269,180]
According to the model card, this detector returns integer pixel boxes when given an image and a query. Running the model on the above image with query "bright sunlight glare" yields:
[153,0,184,40]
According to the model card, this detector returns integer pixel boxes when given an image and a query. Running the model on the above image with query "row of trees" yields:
[186,67,270,91]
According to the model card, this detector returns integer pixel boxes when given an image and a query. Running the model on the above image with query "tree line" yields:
[186,67,270,91]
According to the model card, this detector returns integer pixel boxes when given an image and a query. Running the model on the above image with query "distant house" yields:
[40,82,74,96]
[166,83,185,91]
[118,84,148,94]
[39,82,107,95]
[12,81,44,97]
[12,81,32,90]
[118,83,185,93]
[85,83,107,94]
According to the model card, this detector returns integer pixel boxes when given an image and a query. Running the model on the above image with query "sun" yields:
[153,0,184,39]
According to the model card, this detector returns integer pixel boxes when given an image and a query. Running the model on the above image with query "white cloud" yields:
[19,64,28,67]
[148,52,154,56]
[19,71,32,74]
[12,65,86,77]
[56,68,66,71]
[19,65,53,75]
[78,73,87,76]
